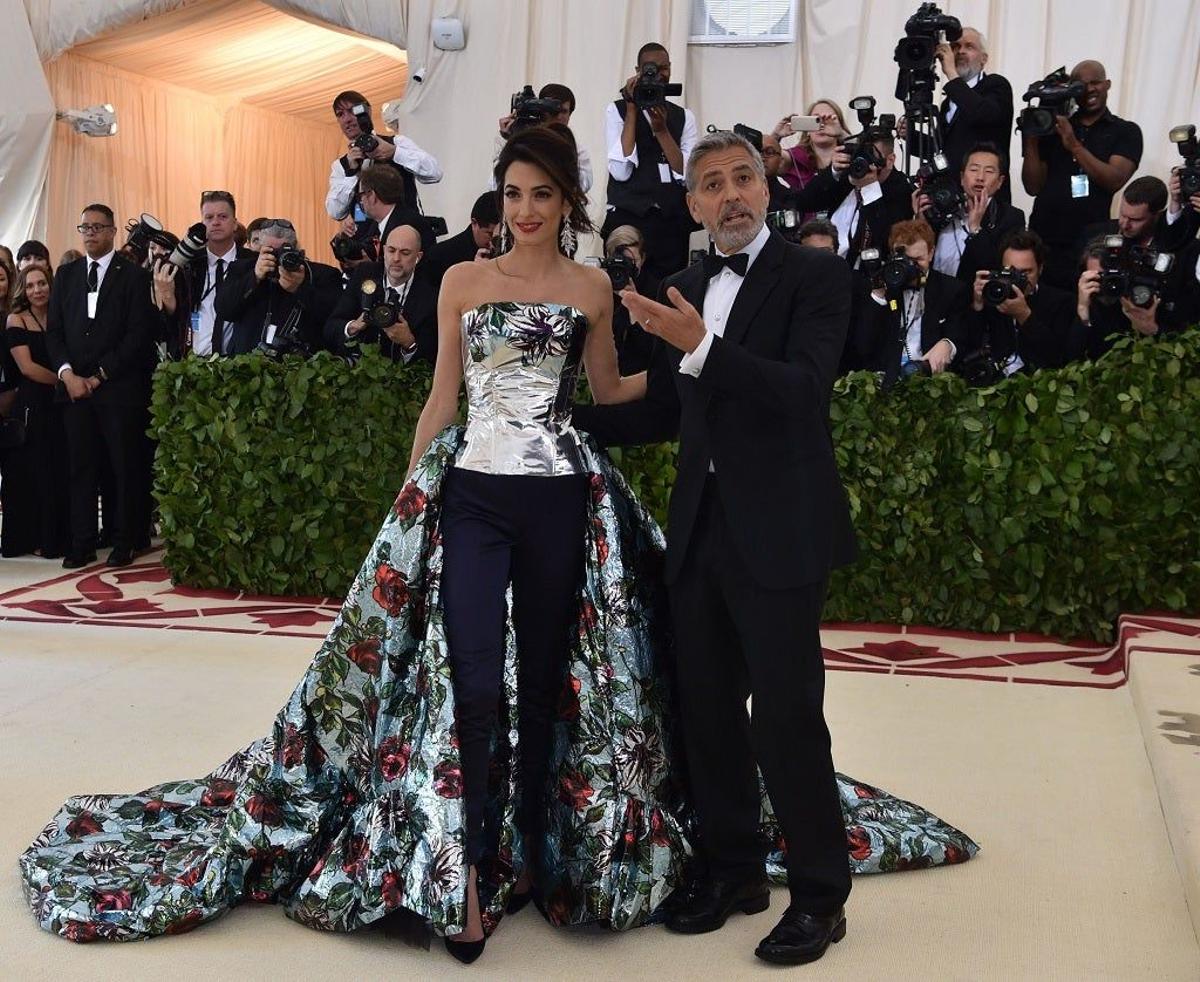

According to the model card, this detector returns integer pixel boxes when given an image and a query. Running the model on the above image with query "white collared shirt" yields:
[945,70,984,125]
[605,101,698,184]
[677,222,771,378]
[194,244,239,356]
[829,181,883,261]
[324,136,442,220]
[933,217,970,277]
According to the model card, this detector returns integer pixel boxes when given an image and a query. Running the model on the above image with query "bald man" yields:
[322,222,438,365]
[935,27,1014,203]
[1022,59,1143,289]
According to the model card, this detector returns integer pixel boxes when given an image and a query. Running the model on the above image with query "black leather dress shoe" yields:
[105,548,134,568]
[755,906,846,965]
[62,552,97,570]
[665,875,770,934]
[444,935,486,964]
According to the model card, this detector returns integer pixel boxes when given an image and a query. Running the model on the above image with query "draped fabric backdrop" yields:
[8,0,1200,265]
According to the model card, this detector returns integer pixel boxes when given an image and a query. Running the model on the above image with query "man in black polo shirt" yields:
[1021,60,1142,291]
[601,42,698,281]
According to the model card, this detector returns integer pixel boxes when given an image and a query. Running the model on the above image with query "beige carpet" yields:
[1,553,1198,980]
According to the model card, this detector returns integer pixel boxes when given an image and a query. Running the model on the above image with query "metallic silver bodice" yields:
[455,301,589,476]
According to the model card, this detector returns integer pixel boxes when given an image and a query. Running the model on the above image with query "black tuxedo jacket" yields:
[954,200,1026,286]
[573,232,857,589]
[422,226,478,292]
[214,257,341,355]
[323,263,438,364]
[854,269,969,374]
[939,73,1014,202]
[786,168,914,264]
[45,254,156,406]
[964,283,1081,371]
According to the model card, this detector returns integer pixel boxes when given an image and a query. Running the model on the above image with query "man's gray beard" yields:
[711,215,765,255]
[957,62,978,81]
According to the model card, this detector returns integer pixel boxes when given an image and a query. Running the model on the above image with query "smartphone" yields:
[789,114,822,132]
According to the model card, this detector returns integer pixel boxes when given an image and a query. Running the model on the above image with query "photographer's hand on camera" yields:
[849,162,881,190]
[254,249,277,283]
[278,264,306,294]
[498,113,516,139]
[1076,269,1100,322]
[971,270,990,311]
[1120,295,1160,336]
[995,284,1032,324]
[923,339,954,374]
[935,41,955,79]
[345,316,367,338]
[1167,170,1200,216]
[343,144,366,174]
[382,314,417,350]
[366,136,396,163]
[152,260,178,314]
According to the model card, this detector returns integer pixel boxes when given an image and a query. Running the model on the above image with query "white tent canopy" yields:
[5,0,1200,263]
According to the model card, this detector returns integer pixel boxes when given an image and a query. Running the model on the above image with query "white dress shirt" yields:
[944,71,983,125]
[933,217,970,277]
[193,244,239,356]
[605,102,698,183]
[678,222,771,378]
[829,180,883,260]
[324,136,443,220]
[57,249,115,378]
[869,287,957,362]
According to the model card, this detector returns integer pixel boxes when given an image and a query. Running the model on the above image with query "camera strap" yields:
[898,289,925,364]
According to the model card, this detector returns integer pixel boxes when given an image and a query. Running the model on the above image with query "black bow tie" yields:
[702,252,749,279]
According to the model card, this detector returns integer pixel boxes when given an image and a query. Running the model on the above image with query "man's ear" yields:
[685,192,703,226]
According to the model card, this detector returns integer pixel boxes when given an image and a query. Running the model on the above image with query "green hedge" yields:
[151,332,1200,639]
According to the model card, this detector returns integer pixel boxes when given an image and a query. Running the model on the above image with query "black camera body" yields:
[840,97,895,179]
[632,62,682,111]
[268,246,306,278]
[357,277,403,331]
[1097,235,1175,310]
[1017,68,1087,138]
[1170,124,1200,199]
[330,233,375,264]
[509,85,563,135]
[983,266,1030,306]
[861,247,925,296]
[350,102,379,154]
[600,249,638,292]
[895,2,961,71]
[915,152,965,230]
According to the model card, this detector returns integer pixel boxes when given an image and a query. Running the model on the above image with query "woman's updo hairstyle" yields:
[493,126,593,244]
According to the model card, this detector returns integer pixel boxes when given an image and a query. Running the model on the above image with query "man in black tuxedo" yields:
[915,142,1025,286]
[357,164,435,257]
[46,205,156,568]
[853,219,969,384]
[214,220,340,355]
[935,28,1014,202]
[785,132,913,269]
[324,223,437,364]
[421,192,499,293]
[574,130,856,966]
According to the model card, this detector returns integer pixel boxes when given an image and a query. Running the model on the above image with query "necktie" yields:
[850,189,869,258]
[212,258,226,356]
[702,252,749,279]
[87,261,99,292]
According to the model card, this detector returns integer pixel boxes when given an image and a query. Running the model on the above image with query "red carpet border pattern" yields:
[2,549,1197,689]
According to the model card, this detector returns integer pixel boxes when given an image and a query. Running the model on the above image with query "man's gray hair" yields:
[258,221,298,245]
[684,130,765,193]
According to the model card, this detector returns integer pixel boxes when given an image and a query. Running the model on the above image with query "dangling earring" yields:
[499,221,512,254]
[559,219,577,257]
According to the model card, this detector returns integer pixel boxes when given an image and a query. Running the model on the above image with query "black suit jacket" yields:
[854,269,969,376]
[786,168,914,265]
[214,257,338,355]
[954,201,1026,286]
[939,73,1015,202]
[422,226,479,293]
[45,254,156,406]
[964,283,1080,371]
[573,232,857,589]
[323,264,438,364]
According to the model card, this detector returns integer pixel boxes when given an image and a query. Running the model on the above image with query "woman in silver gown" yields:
[19,128,977,960]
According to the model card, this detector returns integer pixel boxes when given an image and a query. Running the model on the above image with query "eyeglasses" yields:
[262,218,295,229]
[77,224,114,233]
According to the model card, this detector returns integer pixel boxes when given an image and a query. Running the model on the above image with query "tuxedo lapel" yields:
[722,231,785,348]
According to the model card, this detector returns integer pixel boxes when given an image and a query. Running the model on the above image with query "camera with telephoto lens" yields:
[121,213,169,266]
[983,266,1031,306]
[840,96,895,179]
[1016,68,1087,139]
[357,277,402,332]
[860,247,925,296]
[168,222,208,268]
[509,85,563,135]
[915,152,965,230]
[1096,235,1175,309]
[330,233,375,264]
[958,343,1004,387]
[1169,124,1200,199]
[631,62,682,111]
[350,102,379,154]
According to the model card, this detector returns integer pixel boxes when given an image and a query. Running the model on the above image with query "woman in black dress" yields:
[2,264,70,558]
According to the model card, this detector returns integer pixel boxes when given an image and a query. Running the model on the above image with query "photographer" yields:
[498,84,593,193]
[356,164,432,257]
[788,129,913,268]
[602,224,659,374]
[935,28,1014,202]
[914,142,1024,283]
[325,90,442,231]
[603,42,698,280]
[797,218,839,253]
[964,229,1081,378]
[1022,61,1142,290]
[324,223,436,365]
[214,220,324,356]
[854,219,968,381]
[185,191,255,357]
[422,192,500,293]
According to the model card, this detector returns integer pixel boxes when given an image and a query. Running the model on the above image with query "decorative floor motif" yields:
[2,549,1197,689]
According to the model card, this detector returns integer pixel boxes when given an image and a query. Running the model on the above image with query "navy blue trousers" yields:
[440,467,589,865]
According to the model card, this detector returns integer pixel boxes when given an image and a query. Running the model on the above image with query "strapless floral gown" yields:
[19,301,977,943]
